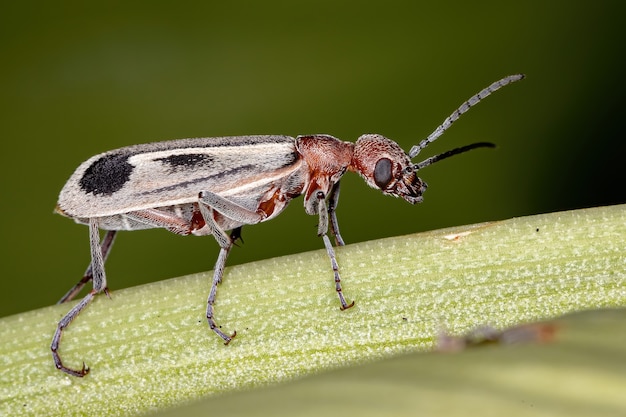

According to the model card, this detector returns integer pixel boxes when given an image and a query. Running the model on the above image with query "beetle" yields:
[52,74,524,376]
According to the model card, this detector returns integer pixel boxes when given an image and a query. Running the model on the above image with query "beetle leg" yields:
[196,195,241,344]
[205,244,237,344]
[125,201,236,344]
[57,230,117,304]
[125,209,193,235]
[196,197,234,249]
[327,181,345,246]
[317,192,355,311]
[198,190,265,224]
[52,218,108,377]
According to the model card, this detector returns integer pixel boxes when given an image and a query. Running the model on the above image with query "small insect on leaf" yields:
[52,74,524,376]
[436,322,558,353]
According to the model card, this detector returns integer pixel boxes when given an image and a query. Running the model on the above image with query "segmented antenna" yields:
[408,74,524,159]
[414,142,495,170]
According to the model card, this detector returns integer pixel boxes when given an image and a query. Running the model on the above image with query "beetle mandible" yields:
[52,74,524,376]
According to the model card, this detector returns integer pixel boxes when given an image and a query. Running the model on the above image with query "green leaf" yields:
[155,309,626,417]
[1,205,624,417]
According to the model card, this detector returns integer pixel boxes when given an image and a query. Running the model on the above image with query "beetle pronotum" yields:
[53,74,524,376]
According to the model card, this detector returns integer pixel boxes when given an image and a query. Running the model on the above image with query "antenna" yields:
[414,142,495,170]
[408,74,524,159]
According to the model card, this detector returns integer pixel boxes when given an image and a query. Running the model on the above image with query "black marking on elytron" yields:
[76,139,300,198]
[154,153,214,170]
[79,153,133,196]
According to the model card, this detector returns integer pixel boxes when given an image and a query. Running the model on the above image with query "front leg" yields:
[327,181,345,246]
[316,191,355,311]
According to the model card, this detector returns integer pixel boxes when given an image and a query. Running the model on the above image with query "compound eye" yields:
[374,158,393,189]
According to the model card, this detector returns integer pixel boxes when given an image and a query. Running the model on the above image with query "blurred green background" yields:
[1,1,624,318]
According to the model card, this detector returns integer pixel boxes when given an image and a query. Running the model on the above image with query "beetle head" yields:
[351,134,495,204]
[348,75,524,204]
[351,134,427,204]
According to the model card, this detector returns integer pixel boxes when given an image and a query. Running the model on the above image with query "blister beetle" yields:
[53,74,524,376]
